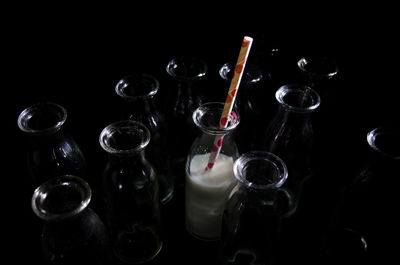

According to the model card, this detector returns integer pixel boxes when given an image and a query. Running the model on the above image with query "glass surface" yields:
[100,120,163,264]
[185,102,239,241]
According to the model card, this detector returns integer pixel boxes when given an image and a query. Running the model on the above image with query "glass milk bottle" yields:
[220,151,288,265]
[185,102,240,241]
[99,120,163,264]
[31,175,112,265]
[262,84,320,217]
[115,73,173,205]
[17,102,86,186]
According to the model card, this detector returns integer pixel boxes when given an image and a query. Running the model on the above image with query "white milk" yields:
[185,153,236,240]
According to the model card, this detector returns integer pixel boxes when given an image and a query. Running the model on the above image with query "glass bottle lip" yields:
[219,61,263,84]
[233,151,288,190]
[192,102,240,135]
[275,84,321,113]
[115,73,160,101]
[367,127,400,160]
[17,102,67,136]
[31,175,91,222]
[166,56,208,81]
[99,120,151,156]
[297,56,339,79]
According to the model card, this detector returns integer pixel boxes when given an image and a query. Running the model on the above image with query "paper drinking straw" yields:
[205,36,253,171]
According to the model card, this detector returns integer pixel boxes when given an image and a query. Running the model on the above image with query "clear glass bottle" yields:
[185,102,240,241]
[219,62,267,153]
[166,56,208,186]
[262,84,321,217]
[115,73,173,205]
[31,175,112,265]
[99,120,163,264]
[17,102,86,186]
[331,127,399,262]
[219,151,288,265]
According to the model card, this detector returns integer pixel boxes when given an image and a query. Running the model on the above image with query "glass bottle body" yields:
[100,120,163,264]
[31,175,112,265]
[17,102,86,186]
[115,74,173,205]
[220,151,288,265]
[262,84,320,217]
[185,102,240,241]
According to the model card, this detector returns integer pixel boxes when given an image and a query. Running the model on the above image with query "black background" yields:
[6,6,399,265]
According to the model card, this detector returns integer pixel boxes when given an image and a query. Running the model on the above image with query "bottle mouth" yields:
[31,175,91,222]
[99,120,150,155]
[233,151,288,190]
[219,62,263,84]
[166,56,208,81]
[367,128,400,160]
[276,84,320,113]
[297,56,339,80]
[192,102,240,135]
[115,73,160,101]
[17,102,67,135]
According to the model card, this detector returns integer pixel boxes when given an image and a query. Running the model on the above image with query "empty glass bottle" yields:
[99,120,163,264]
[115,73,173,205]
[31,175,112,265]
[220,151,288,265]
[166,56,208,186]
[17,102,86,186]
[219,62,267,153]
[262,84,320,217]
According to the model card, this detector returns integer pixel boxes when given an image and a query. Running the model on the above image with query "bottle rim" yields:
[99,120,151,155]
[219,61,263,84]
[192,102,240,135]
[17,102,67,135]
[115,73,160,101]
[166,56,208,81]
[233,151,288,190]
[275,84,321,113]
[297,56,339,79]
[367,127,400,160]
[31,175,91,222]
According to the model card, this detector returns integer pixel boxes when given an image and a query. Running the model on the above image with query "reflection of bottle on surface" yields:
[99,120,163,264]
[17,102,86,186]
[185,102,239,241]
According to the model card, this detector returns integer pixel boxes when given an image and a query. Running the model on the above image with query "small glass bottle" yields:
[185,102,240,241]
[262,84,320,217]
[220,151,288,265]
[115,73,173,205]
[332,127,399,261]
[219,62,267,153]
[31,175,112,265]
[17,102,86,186]
[99,120,163,264]
[166,56,208,186]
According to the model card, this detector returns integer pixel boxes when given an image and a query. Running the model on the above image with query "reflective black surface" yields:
[9,17,399,265]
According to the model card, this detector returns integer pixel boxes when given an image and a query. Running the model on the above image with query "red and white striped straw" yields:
[205,36,253,171]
